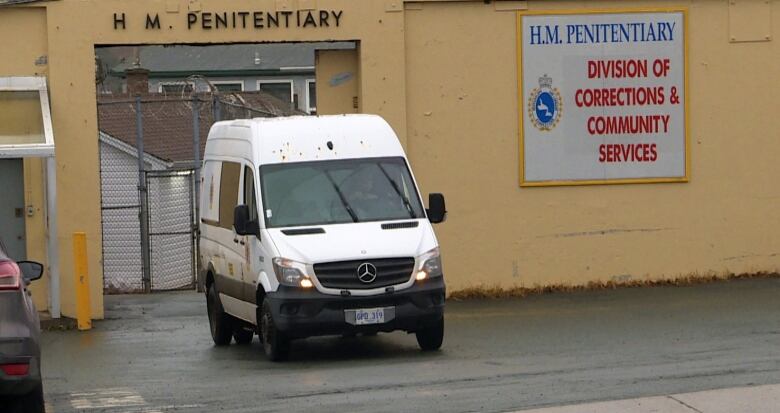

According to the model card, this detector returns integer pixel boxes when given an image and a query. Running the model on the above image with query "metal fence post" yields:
[192,96,201,289]
[135,96,152,293]
[212,95,222,122]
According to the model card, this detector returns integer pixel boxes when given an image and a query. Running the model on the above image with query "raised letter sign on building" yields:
[517,9,688,186]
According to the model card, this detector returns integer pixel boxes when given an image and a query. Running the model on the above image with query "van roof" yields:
[206,114,406,165]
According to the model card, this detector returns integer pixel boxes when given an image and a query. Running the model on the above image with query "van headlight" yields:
[272,258,313,288]
[415,247,443,281]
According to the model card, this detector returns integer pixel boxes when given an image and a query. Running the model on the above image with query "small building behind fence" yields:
[97,87,300,293]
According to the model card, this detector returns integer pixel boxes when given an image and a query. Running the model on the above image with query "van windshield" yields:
[260,157,425,228]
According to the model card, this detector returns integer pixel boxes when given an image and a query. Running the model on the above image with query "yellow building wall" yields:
[405,0,780,290]
[315,49,359,115]
[2,0,778,317]
[21,0,410,318]
[0,8,50,310]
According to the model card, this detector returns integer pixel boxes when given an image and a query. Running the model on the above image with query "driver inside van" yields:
[342,166,397,220]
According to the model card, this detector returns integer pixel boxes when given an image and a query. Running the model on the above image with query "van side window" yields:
[200,161,221,226]
[219,161,242,229]
[243,165,258,223]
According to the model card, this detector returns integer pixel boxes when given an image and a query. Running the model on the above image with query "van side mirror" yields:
[234,205,260,236]
[426,193,447,224]
[17,261,43,283]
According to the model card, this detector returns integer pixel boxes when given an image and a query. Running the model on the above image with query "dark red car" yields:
[0,241,45,413]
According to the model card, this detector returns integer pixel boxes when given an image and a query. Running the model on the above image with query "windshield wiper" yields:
[377,164,416,219]
[324,170,359,223]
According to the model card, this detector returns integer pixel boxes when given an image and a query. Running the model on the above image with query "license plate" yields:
[353,308,385,325]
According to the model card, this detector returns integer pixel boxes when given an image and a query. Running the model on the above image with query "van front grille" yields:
[313,257,415,290]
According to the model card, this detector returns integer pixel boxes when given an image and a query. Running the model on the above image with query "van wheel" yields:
[207,283,233,346]
[416,317,444,351]
[260,299,290,361]
[233,328,254,345]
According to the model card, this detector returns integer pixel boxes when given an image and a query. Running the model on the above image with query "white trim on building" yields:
[305,79,316,115]
[211,80,245,92]
[158,81,195,94]
[256,79,294,102]
[98,132,171,170]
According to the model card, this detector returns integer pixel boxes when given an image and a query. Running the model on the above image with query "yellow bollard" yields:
[72,232,92,331]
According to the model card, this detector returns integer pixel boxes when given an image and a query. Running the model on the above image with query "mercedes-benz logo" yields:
[356,263,378,283]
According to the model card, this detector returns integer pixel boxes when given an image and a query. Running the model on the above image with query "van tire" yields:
[416,318,444,351]
[260,299,290,361]
[207,283,233,346]
[233,328,254,345]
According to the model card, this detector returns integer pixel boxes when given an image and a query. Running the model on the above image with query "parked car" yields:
[0,240,45,412]
[198,114,447,361]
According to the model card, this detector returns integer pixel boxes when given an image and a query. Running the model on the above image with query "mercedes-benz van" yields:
[198,114,447,361]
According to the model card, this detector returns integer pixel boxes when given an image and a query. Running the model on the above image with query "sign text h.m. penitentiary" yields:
[518,10,688,186]
[112,10,344,31]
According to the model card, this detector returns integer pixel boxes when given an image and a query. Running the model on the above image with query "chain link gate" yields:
[98,92,289,293]
[99,140,145,293]
[145,169,196,291]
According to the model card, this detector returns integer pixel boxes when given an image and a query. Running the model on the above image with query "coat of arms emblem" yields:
[528,74,562,131]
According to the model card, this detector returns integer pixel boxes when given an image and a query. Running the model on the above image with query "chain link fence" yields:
[98,92,291,293]
[146,169,195,291]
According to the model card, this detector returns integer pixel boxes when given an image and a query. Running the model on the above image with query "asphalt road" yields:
[41,278,780,412]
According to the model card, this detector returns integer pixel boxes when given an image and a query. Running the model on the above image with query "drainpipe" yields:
[46,155,60,318]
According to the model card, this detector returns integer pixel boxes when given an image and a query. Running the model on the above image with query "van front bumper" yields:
[266,278,445,339]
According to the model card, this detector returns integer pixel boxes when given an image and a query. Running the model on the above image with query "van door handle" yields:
[233,238,239,244]
[239,240,245,245]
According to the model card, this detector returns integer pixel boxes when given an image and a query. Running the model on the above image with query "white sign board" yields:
[518,10,688,186]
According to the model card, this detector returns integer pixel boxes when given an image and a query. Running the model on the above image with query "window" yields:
[306,80,316,115]
[159,82,194,94]
[260,157,425,228]
[218,161,241,230]
[200,161,221,225]
[0,77,54,157]
[0,91,45,145]
[213,81,244,92]
[257,80,293,103]
[243,165,258,223]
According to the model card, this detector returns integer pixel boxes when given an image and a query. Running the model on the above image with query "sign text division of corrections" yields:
[518,10,688,186]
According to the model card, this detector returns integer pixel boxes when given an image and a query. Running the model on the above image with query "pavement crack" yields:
[667,395,704,413]
[536,227,676,239]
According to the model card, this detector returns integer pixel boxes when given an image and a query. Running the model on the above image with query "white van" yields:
[198,114,447,361]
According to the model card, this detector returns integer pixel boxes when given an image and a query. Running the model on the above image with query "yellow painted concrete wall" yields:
[2,0,778,317]
[0,8,50,309]
[405,0,780,289]
[315,49,359,115]
[8,0,410,318]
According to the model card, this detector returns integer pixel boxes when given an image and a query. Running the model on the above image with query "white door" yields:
[240,164,274,306]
